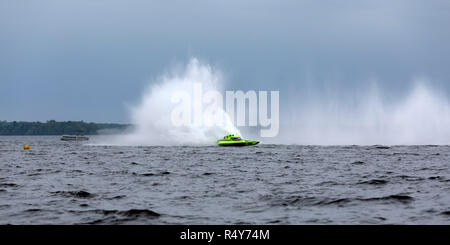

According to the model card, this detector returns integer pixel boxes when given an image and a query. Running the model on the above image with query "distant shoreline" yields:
[0,120,131,136]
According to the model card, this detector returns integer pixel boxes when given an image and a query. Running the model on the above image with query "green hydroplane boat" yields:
[216,134,259,146]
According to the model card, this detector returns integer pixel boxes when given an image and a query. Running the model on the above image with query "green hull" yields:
[217,140,259,146]
[217,134,259,146]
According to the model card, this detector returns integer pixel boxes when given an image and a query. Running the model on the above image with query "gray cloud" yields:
[1,0,449,122]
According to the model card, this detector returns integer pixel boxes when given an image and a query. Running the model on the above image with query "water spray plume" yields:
[102,58,450,146]
[111,58,240,146]
[281,81,450,145]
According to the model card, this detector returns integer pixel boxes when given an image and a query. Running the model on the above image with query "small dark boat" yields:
[60,135,89,141]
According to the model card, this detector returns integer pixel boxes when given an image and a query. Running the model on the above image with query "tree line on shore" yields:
[0,120,130,135]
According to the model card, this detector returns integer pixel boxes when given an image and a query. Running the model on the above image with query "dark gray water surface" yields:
[1,136,449,224]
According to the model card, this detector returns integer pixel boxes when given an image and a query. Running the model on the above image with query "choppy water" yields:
[0,136,449,224]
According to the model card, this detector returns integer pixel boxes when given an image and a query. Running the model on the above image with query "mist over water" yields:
[104,58,450,146]
[281,82,450,145]
[109,58,240,146]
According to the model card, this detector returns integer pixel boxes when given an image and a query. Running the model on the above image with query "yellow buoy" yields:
[24,144,30,150]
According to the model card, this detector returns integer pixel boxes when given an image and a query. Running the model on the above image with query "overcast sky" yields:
[1,0,450,123]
